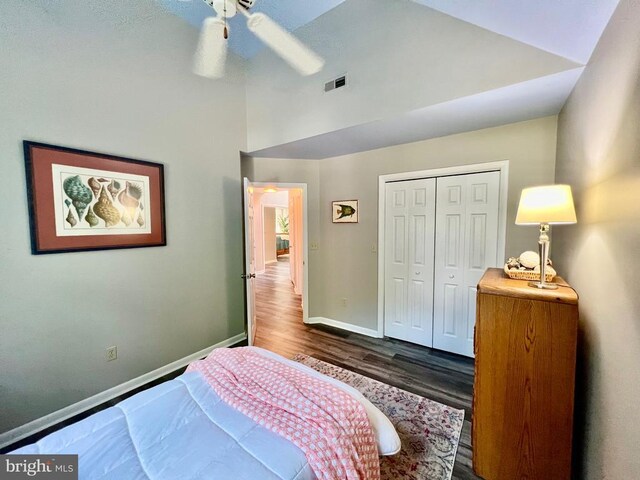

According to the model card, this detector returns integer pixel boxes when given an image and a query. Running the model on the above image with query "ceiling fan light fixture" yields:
[211,0,236,18]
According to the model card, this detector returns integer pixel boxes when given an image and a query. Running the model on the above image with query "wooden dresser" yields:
[473,268,578,480]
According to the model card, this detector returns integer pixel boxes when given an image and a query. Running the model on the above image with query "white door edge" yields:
[243,178,256,345]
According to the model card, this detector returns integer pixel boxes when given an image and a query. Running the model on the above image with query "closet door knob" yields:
[449,274,455,279]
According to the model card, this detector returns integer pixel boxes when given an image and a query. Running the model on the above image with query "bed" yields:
[13,347,400,480]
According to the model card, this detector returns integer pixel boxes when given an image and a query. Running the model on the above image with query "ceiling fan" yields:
[193,0,325,79]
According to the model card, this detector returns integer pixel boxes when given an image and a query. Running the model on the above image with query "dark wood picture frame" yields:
[24,141,166,254]
[332,200,359,223]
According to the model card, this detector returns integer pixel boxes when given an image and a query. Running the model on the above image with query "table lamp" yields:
[515,185,577,289]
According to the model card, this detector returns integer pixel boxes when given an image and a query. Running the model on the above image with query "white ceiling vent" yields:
[325,74,347,93]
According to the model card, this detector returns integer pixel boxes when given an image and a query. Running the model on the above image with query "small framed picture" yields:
[332,200,358,223]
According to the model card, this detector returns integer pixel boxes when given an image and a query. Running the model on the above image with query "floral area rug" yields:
[292,354,465,480]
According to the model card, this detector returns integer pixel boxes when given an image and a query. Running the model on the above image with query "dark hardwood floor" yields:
[254,257,481,480]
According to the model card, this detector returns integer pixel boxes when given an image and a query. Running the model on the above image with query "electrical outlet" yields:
[310,241,319,250]
[106,346,117,362]
[371,243,377,253]
[341,298,348,307]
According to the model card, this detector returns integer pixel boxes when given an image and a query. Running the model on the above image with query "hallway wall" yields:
[264,207,277,264]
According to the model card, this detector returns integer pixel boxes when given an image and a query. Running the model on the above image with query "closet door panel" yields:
[385,188,408,334]
[434,176,467,352]
[384,178,436,346]
[463,172,501,349]
[434,172,500,357]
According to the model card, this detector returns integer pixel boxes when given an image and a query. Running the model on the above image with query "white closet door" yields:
[433,171,500,357]
[384,178,436,347]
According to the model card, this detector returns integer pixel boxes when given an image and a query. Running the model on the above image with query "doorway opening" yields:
[242,181,308,346]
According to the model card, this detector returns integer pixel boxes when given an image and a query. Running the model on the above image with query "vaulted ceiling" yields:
[412,0,620,64]
[162,0,619,64]
[160,0,621,158]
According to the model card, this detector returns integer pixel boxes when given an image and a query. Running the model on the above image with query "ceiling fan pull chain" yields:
[223,0,229,39]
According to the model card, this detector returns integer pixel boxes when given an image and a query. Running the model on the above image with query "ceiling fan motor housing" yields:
[210,0,254,17]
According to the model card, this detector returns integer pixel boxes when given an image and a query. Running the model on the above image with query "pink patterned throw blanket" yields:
[187,347,380,480]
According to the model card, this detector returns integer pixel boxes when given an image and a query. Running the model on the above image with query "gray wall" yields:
[263,207,277,264]
[247,116,559,330]
[0,0,247,433]
[554,0,640,477]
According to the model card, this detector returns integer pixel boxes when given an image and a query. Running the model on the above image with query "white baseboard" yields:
[0,332,247,450]
[306,317,382,338]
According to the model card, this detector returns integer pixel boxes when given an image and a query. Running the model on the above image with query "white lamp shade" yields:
[516,185,577,225]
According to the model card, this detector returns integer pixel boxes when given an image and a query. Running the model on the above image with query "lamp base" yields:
[528,281,558,290]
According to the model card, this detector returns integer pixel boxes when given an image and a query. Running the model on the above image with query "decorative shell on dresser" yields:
[506,257,520,269]
[533,265,557,277]
[519,250,540,269]
[503,251,556,281]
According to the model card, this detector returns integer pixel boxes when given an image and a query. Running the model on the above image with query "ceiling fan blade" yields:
[246,13,324,76]
[193,17,227,79]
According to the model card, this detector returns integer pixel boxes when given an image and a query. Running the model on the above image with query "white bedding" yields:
[13,347,400,479]
[14,371,315,480]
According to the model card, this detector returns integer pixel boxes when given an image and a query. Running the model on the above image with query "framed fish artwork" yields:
[24,141,166,254]
[332,200,358,223]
